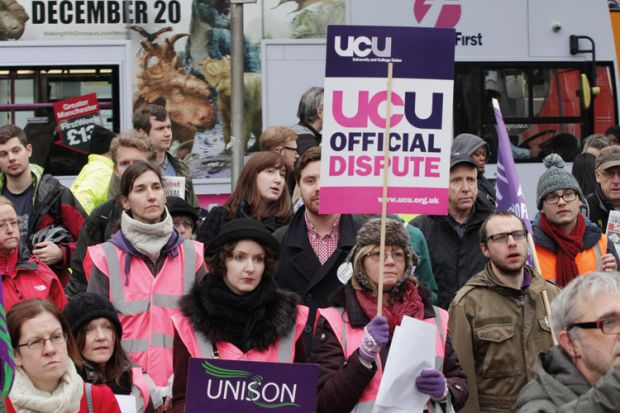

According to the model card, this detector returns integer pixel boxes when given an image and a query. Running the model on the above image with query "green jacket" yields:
[406,223,438,304]
[516,346,620,412]
[448,264,559,413]
[70,154,114,214]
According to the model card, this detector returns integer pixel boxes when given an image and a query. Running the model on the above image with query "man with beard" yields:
[516,272,620,411]
[448,211,559,413]
[274,146,361,352]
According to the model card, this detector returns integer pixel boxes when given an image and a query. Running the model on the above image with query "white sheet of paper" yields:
[115,394,137,413]
[163,176,185,199]
[372,315,436,413]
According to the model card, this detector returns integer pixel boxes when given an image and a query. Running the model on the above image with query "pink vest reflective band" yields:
[88,239,203,386]
[171,305,308,362]
[317,306,448,411]
[131,367,151,412]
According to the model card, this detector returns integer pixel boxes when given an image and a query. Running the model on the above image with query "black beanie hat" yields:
[88,124,115,155]
[63,292,122,338]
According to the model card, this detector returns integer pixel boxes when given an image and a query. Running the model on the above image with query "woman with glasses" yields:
[312,218,468,413]
[63,293,159,413]
[5,299,121,413]
[196,151,292,251]
[0,197,67,312]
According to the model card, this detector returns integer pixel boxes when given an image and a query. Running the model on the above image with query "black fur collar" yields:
[180,277,300,352]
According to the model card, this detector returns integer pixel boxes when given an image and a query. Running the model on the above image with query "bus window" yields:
[0,66,119,176]
[454,63,617,164]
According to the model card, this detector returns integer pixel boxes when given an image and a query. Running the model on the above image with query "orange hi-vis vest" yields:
[536,235,607,282]
[317,306,449,413]
[87,239,203,386]
[171,305,308,361]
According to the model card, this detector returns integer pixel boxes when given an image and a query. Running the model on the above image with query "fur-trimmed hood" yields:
[180,276,300,351]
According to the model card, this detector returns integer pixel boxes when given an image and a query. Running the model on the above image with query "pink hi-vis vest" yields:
[171,305,308,361]
[130,367,151,412]
[317,306,449,413]
[87,239,203,386]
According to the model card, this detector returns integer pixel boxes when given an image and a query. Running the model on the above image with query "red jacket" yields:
[5,382,121,413]
[1,246,67,311]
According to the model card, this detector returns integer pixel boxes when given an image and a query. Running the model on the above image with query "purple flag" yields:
[493,98,533,233]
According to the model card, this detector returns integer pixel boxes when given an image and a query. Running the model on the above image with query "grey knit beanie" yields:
[536,153,584,210]
[351,218,418,293]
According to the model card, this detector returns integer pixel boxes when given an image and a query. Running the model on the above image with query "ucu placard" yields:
[321,25,456,215]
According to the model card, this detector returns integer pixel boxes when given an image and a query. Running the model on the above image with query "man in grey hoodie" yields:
[452,133,496,210]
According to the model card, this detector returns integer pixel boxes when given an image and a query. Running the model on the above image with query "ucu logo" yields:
[413,0,461,28]
[332,90,443,129]
[334,36,392,58]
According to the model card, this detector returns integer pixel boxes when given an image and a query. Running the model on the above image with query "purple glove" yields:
[358,316,389,363]
[415,368,447,400]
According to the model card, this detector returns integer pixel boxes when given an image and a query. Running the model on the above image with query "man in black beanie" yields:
[70,124,116,214]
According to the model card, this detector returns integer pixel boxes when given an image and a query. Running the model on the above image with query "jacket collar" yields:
[533,213,604,252]
[467,263,548,295]
[284,206,357,250]
[534,345,592,401]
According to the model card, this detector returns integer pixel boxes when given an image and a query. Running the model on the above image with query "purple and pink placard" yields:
[185,358,319,413]
[320,25,456,215]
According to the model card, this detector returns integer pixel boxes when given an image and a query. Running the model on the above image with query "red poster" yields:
[53,93,103,154]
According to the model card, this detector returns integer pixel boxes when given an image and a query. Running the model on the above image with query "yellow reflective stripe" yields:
[352,401,374,412]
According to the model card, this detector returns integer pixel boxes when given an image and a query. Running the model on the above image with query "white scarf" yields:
[121,208,174,260]
[9,361,83,413]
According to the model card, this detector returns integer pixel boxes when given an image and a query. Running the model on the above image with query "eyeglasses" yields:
[366,250,406,263]
[17,332,67,350]
[599,169,620,180]
[282,146,298,152]
[485,230,527,244]
[567,317,620,335]
[0,219,20,232]
[544,190,578,205]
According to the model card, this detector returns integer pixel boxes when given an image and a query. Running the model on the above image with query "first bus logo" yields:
[413,0,461,28]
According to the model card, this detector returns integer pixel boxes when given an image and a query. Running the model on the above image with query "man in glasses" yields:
[448,211,559,413]
[585,145,620,230]
[533,154,618,287]
[516,272,620,411]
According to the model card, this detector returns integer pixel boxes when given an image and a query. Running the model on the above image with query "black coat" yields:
[66,198,123,298]
[585,184,613,230]
[411,202,492,309]
[274,207,361,352]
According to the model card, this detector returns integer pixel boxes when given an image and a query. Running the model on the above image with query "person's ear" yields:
[480,242,490,258]
[559,329,579,359]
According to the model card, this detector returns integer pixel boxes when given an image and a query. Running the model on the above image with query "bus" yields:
[262,0,619,213]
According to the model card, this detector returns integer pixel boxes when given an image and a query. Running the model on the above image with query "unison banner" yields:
[185,358,318,413]
[320,25,455,214]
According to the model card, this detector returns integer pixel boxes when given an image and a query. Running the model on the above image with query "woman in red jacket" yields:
[5,299,121,413]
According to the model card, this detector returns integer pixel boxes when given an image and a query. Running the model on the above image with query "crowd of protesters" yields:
[0,89,619,413]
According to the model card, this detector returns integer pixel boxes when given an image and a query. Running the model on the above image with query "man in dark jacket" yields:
[449,211,559,413]
[274,147,361,351]
[516,272,620,412]
[66,132,154,297]
[452,133,495,210]
[0,124,86,286]
[412,154,492,309]
[132,104,201,215]
[290,87,323,155]
[585,145,620,230]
